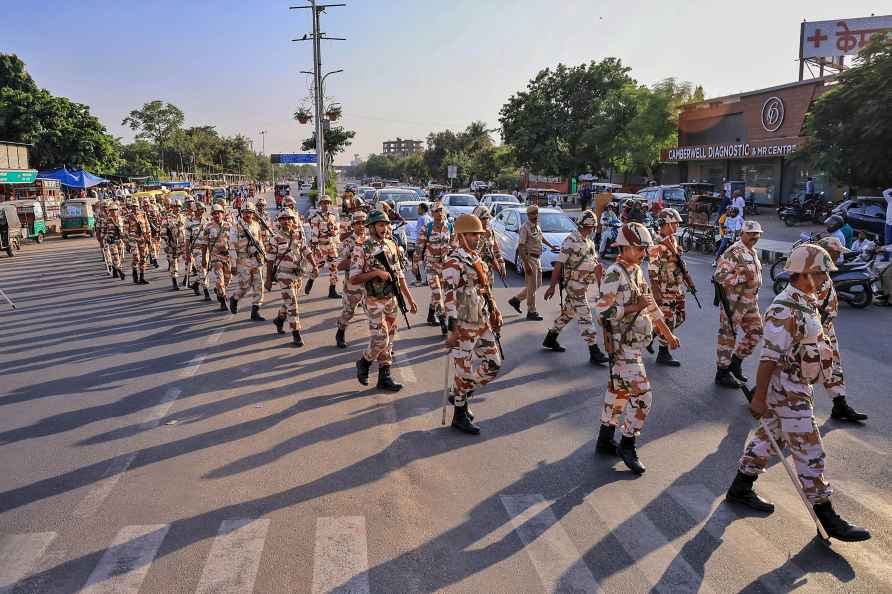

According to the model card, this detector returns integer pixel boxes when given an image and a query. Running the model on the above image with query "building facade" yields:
[382,138,423,157]
[663,77,839,206]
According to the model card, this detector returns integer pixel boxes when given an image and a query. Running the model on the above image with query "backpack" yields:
[425,220,453,241]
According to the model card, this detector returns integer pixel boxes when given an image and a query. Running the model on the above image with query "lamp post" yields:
[259,130,267,155]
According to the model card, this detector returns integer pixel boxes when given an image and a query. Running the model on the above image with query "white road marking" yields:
[80,524,169,594]
[195,518,270,594]
[392,353,416,384]
[0,532,56,593]
[500,494,602,594]
[73,452,139,518]
[139,387,183,429]
[834,478,892,521]
[205,328,224,346]
[179,354,207,379]
[312,516,370,594]
[585,491,712,593]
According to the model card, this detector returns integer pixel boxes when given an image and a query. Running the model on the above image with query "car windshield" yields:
[64,203,86,217]
[398,205,420,220]
[379,191,414,202]
[520,212,576,232]
[448,195,477,206]
[664,188,685,202]
[489,194,518,203]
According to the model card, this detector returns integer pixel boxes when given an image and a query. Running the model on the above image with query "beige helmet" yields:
[741,220,763,234]
[431,202,445,213]
[283,196,296,207]
[277,208,297,220]
[614,222,654,247]
[526,205,539,215]
[577,210,597,227]
[815,236,851,256]
[319,194,333,204]
[472,205,492,220]
[454,214,484,234]
[255,196,266,205]
[351,210,368,224]
[107,202,119,211]
[657,207,682,226]
[195,202,207,212]
[211,204,225,213]
[241,202,257,213]
[784,244,837,273]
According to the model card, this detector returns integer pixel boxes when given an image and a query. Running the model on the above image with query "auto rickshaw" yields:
[525,188,562,208]
[0,203,24,256]
[11,199,48,243]
[60,199,96,238]
[275,183,291,209]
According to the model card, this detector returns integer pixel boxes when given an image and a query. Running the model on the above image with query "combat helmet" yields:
[351,210,368,224]
[241,202,257,213]
[741,220,763,234]
[577,210,597,227]
[656,207,682,226]
[614,222,654,247]
[211,204,225,213]
[815,236,851,256]
[784,244,837,274]
[365,209,390,226]
[277,208,297,220]
[472,205,492,220]
[454,214,484,234]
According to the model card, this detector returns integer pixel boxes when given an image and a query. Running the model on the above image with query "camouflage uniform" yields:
[202,215,233,302]
[124,204,151,274]
[477,227,505,288]
[647,233,687,344]
[815,274,845,398]
[144,200,162,263]
[414,218,456,317]
[550,229,601,345]
[443,247,502,406]
[190,207,210,294]
[103,207,126,274]
[338,222,368,331]
[162,210,188,279]
[266,220,316,331]
[351,235,404,367]
[227,216,265,306]
[738,284,833,504]
[714,239,763,368]
[184,208,204,280]
[309,207,341,288]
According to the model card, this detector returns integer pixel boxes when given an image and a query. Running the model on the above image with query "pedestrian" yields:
[227,202,266,320]
[443,214,503,434]
[124,197,151,285]
[413,202,455,333]
[103,202,127,280]
[647,208,690,367]
[824,215,847,247]
[508,205,558,320]
[805,176,815,201]
[594,222,680,474]
[335,211,369,348]
[307,195,341,299]
[579,185,592,211]
[717,190,730,221]
[725,243,870,542]
[732,190,746,217]
[162,200,188,291]
[413,202,433,285]
[713,206,742,267]
[472,205,506,288]
[351,209,419,391]
[265,208,318,347]
[598,203,620,256]
[202,204,234,311]
[190,202,211,300]
[713,220,763,388]
[541,209,609,365]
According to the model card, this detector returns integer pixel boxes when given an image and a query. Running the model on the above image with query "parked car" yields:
[470,180,489,193]
[489,201,520,217]
[831,196,887,240]
[481,193,519,207]
[394,200,429,254]
[490,207,575,273]
[373,188,419,209]
[405,186,426,199]
[638,185,687,211]
[441,193,478,219]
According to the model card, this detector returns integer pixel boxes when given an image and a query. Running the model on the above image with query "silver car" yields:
[490,207,575,273]
[441,193,478,220]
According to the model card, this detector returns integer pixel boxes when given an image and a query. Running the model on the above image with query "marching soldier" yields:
[307,194,342,299]
[443,214,504,434]
[813,236,868,422]
[184,197,204,288]
[143,195,162,269]
[103,202,127,280]
[162,201,188,291]
[413,202,455,333]
[472,205,506,288]
[350,210,418,392]
[335,211,369,348]
[726,244,870,542]
[189,202,212,300]
[542,210,609,364]
[265,208,318,347]
[594,222,680,474]
[255,195,271,228]
[202,203,233,311]
[714,220,764,387]
[124,197,152,285]
[646,208,693,367]
[508,205,558,320]
[227,202,266,320]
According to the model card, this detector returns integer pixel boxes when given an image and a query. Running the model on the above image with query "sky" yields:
[2,0,888,165]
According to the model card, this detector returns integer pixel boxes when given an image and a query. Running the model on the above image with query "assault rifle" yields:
[471,258,505,360]
[713,279,755,402]
[665,239,701,308]
[374,250,411,329]
[237,217,266,265]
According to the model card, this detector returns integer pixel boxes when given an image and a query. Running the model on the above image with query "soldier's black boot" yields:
[618,435,646,475]
[814,501,871,542]
[191,281,200,296]
[427,305,438,326]
[150,255,158,268]
[228,297,238,314]
[218,293,228,311]
[170,277,179,291]
[328,284,341,299]
[335,326,347,348]
[725,471,775,513]
[273,313,286,334]
[542,329,566,352]
[292,330,303,347]
[356,357,372,386]
[831,396,868,422]
[138,271,149,284]
[203,288,211,301]
[117,268,126,281]
[250,305,266,321]
[376,365,403,392]
[132,267,139,284]
[303,278,314,295]
[508,296,522,314]
[589,344,609,365]
[595,424,617,456]
[729,354,749,383]
[451,404,480,435]
[438,313,448,336]
[526,311,544,321]
[656,345,681,367]
[715,367,742,388]
[447,391,474,420]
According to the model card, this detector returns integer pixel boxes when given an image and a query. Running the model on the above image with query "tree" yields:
[803,37,892,189]
[614,83,677,179]
[0,53,37,93]
[424,129,461,181]
[122,100,184,169]
[118,139,162,178]
[301,125,356,165]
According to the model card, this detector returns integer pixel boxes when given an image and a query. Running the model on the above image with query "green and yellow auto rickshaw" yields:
[60,199,96,238]
[11,199,48,243]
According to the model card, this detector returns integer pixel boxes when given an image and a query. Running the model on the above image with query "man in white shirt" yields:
[732,191,746,217]
[883,187,892,246]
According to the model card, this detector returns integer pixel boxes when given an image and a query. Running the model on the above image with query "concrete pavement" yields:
[1,234,891,593]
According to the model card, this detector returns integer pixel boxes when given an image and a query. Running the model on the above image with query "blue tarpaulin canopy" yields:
[37,167,107,188]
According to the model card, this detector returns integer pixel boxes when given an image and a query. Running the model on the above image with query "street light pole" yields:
[259,130,267,155]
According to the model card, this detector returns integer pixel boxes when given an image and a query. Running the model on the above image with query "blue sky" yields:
[3,1,887,164]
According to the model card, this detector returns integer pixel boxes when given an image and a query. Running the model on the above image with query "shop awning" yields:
[37,167,107,188]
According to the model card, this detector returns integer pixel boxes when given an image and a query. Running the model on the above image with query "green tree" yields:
[121,100,184,169]
[423,129,461,181]
[803,37,892,189]
[118,139,162,177]
[614,83,677,179]
[0,53,38,93]
[301,125,356,165]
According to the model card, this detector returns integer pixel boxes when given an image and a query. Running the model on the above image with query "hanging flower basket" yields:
[325,104,342,121]
[294,108,312,124]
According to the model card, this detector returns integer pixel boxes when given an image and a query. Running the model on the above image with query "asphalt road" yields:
[1,223,891,593]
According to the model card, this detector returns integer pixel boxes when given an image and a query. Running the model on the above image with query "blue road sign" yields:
[270,153,318,164]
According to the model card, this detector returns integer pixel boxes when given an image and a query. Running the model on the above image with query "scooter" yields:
[773,257,877,308]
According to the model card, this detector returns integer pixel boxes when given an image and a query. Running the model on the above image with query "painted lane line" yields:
[205,328,224,347]
[0,532,57,593]
[312,516,370,594]
[80,524,169,594]
[500,494,602,594]
[73,452,139,519]
[179,354,207,379]
[195,519,270,594]
[139,387,183,429]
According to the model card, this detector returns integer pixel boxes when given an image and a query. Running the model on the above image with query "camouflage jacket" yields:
[202,220,232,261]
[594,260,653,351]
[478,228,504,272]
[340,230,368,289]
[761,284,833,385]
[557,230,599,284]
[815,276,838,326]
[266,229,315,281]
[442,247,493,325]
[228,218,265,265]
[350,236,404,300]
[163,213,188,252]
[647,234,685,292]
[124,211,150,242]
[414,220,456,264]
[103,217,126,244]
[308,209,339,246]
[714,240,762,302]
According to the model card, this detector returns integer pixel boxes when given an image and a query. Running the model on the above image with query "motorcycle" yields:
[772,256,877,308]
[769,232,826,281]
[777,193,832,227]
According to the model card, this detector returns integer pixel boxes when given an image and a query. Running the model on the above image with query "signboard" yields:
[270,153,318,164]
[801,15,892,59]
[662,141,800,162]
[447,165,457,179]
[0,169,38,184]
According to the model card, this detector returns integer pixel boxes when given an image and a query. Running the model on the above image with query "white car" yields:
[489,201,521,218]
[481,193,520,207]
[373,187,419,207]
[470,180,489,193]
[393,200,430,254]
[441,193,478,220]
[490,207,576,273]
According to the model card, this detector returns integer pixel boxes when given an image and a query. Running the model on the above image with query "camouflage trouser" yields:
[451,320,501,406]
[364,297,397,366]
[551,279,597,346]
[106,241,124,270]
[165,247,186,279]
[277,277,302,330]
[338,284,365,330]
[656,290,686,347]
[192,248,208,288]
[425,260,445,315]
[716,302,763,368]
[128,240,148,271]
[313,241,339,286]
[822,323,846,398]
[209,259,231,297]
[599,350,653,438]
[228,262,264,306]
[513,257,542,313]
[150,233,161,259]
[738,372,832,505]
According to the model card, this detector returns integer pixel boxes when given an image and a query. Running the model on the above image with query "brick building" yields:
[382,138,423,157]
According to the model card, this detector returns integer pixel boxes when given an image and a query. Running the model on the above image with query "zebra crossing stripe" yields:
[312,516,370,594]
[500,494,602,594]
[0,532,56,593]
[195,519,270,594]
[80,525,168,594]
[73,452,139,519]
[584,490,714,594]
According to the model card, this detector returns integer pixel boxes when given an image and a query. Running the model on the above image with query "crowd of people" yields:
[87,186,875,544]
